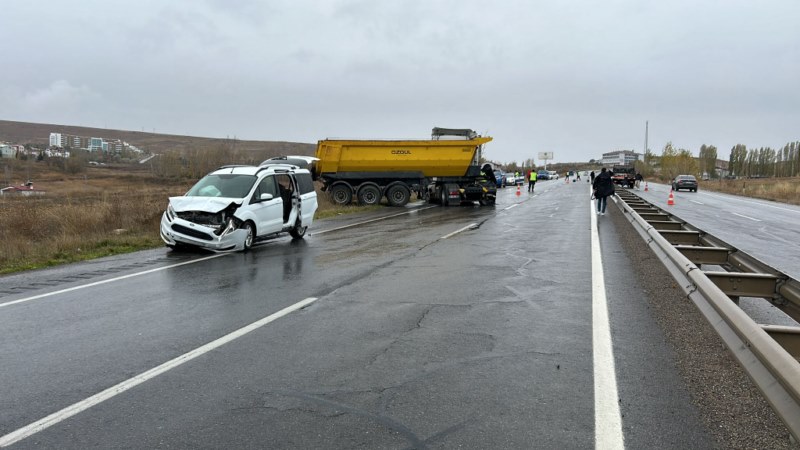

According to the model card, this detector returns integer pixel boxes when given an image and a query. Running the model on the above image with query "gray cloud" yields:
[1,0,797,163]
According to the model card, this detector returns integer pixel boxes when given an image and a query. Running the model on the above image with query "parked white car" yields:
[160,161,318,252]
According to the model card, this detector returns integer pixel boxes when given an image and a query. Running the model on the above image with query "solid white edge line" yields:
[441,223,477,239]
[591,200,625,449]
[0,254,228,309]
[0,296,318,448]
[312,206,436,235]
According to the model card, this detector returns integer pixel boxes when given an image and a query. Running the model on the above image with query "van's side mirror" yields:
[260,193,274,201]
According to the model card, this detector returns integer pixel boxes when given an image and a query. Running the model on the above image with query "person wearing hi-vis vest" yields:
[528,170,537,193]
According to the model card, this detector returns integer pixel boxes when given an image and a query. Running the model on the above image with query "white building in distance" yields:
[601,150,641,166]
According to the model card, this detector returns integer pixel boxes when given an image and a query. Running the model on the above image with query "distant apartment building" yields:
[89,137,103,152]
[601,150,641,166]
[49,133,62,147]
[49,132,143,154]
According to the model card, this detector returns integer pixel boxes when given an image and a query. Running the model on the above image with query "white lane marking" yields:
[441,223,478,239]
[690,200,704,205]
[504,204,520,211]
[312,206,436,235]
[0,297,318,448]
[0,254,227,309]
[591,201,625,449]
[732,212,762,222]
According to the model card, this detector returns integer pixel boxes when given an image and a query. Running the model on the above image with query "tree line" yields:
[728,142,800,178]
[639,141,799,180]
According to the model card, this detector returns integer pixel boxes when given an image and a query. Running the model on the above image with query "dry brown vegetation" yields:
[700,177,800,205]
[0,160,190,273]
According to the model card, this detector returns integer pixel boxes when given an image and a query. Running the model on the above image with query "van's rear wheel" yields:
[290,221,307,239]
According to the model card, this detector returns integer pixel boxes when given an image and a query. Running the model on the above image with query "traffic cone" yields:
[644,182,649,192]
[667,189,675,206]
[516,185,521,196]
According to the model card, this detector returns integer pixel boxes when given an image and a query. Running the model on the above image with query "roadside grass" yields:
[699,177,800,206]
[0,191,170,274]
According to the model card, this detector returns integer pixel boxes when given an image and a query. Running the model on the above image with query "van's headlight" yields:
[166,204,175,221]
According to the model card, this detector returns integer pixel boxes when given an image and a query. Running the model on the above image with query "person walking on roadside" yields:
[528,170,537,193]
[592,167,615,216]
[635,172,643,189]
[590,170,596,184]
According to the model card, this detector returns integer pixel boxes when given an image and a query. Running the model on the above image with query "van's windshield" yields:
[186,174,257,198]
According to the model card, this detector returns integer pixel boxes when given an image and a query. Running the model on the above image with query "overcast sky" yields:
[2,0,798,164]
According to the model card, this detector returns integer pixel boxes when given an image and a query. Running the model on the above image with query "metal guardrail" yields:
[612,189,800,443]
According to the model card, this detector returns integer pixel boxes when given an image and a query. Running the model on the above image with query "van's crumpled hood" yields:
[169,196,242,213]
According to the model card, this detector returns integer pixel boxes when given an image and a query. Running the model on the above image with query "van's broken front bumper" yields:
[159,211,246,252]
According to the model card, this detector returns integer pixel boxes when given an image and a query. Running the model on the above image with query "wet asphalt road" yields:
[632,181,800,278]
[0,178,738,448]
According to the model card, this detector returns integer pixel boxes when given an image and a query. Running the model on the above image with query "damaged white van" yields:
[160,161,318,252]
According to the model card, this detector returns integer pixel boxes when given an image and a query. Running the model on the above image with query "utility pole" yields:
[644,120,649,163]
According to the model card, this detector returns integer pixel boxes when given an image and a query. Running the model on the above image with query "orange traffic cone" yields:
[667,189,675,206]
[644,182,649,192]
[516,185,521,196]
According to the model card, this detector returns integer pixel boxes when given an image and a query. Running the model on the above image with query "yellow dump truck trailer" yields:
[315,128,497,206]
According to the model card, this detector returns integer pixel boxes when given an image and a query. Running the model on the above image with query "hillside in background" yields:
[0,120,316,157]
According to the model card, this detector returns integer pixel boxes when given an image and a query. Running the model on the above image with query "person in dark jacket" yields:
[592,167,615,215]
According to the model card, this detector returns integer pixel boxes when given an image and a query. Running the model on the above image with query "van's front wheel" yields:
[243,221,256,250]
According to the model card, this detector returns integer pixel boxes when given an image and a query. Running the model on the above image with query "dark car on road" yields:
[537,170,550,180]
[672,174,698,192]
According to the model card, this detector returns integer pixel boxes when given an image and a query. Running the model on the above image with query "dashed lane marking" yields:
[312,206,436,235]
[0,297,319,447]
[441,223,478,239]
[732,212,762,222]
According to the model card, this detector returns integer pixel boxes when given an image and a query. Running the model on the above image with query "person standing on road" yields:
[528,170,537,193]
[590,170,596,184]
[635,172,643,189]
[592,167,615,216]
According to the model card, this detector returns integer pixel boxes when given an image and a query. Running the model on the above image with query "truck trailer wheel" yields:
[386,184,411,207]
[357,184,381,205]
[329,184,353,205]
